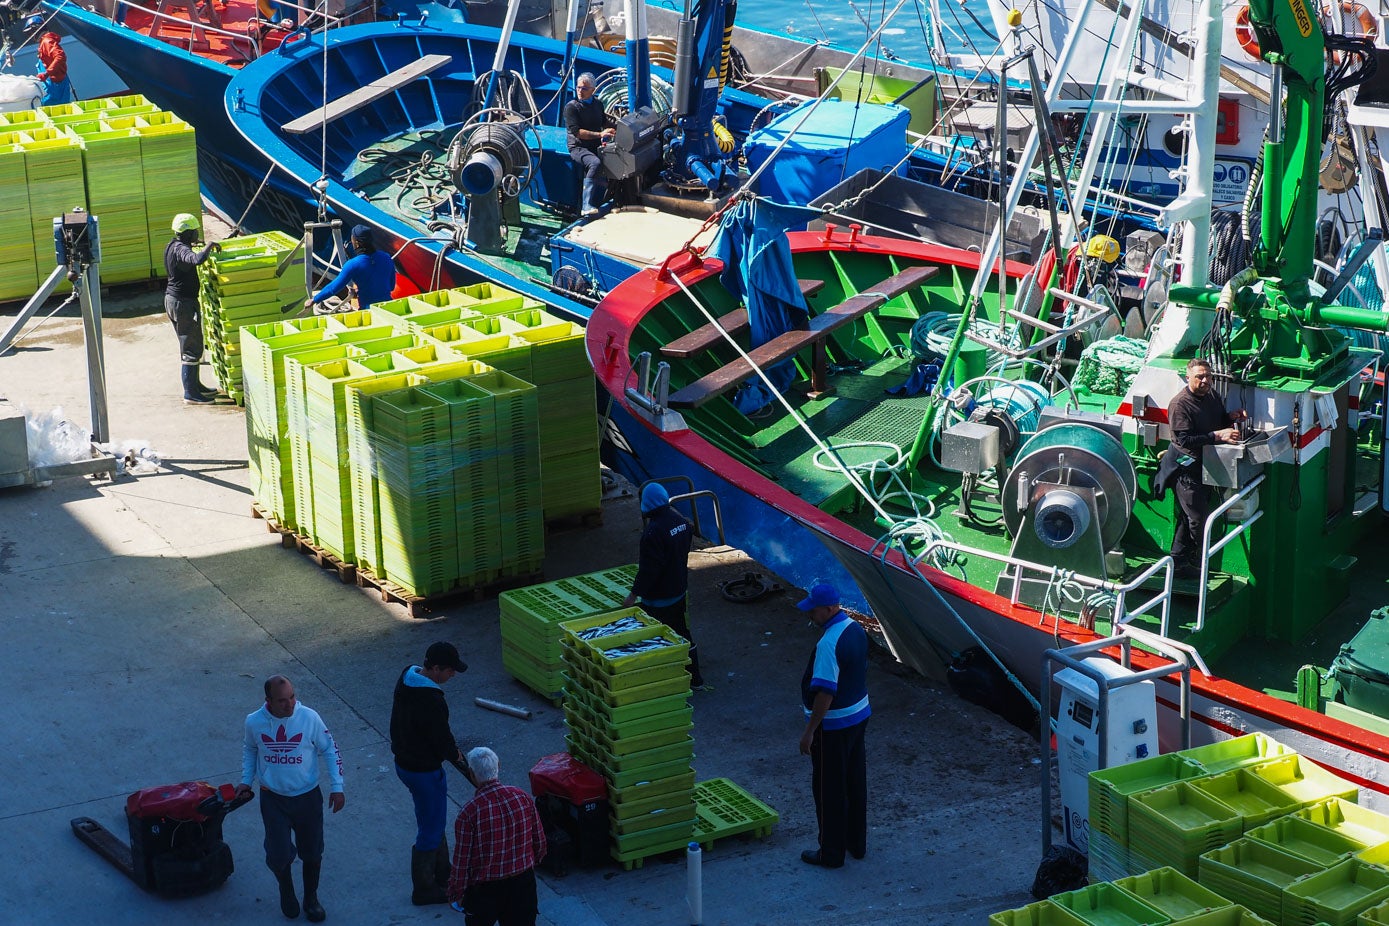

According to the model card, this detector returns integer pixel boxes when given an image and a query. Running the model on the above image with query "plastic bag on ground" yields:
[23,407,92,468]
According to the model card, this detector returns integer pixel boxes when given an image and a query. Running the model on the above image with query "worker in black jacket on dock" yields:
[1166,358,1246,580]
[164,213,219,405]
[390,641,468,906]
[624,482,705,689]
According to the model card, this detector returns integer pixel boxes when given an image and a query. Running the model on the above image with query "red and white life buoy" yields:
[1340,0,1379,37]
[1234,5,1262,60]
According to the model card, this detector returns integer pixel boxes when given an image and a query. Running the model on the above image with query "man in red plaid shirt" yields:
[448,746,547,924]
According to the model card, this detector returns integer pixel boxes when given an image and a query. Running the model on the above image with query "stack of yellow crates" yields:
[0,130,34,301]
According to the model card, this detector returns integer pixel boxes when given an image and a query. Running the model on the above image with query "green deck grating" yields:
[692,778,779,846]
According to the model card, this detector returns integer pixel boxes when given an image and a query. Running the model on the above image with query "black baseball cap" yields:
[425,641,468,673]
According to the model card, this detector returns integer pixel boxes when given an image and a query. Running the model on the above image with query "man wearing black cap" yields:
[796,583,871,869]
[304,224,398,314]
[390,641,468,905]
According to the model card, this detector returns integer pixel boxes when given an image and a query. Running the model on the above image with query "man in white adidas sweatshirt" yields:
[237,675,345,922]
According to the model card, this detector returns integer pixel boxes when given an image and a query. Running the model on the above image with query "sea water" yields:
[731,0,997,64]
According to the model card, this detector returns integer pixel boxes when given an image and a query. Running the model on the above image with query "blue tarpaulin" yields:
[710,198,810,413]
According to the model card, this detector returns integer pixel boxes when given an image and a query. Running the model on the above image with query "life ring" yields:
[1340,0,1378,37]
[1234,5,1262,60]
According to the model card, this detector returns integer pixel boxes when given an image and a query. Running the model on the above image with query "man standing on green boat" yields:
[1167,358,1246,580]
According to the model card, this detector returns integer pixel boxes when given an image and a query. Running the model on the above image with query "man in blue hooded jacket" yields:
[623,483,704,688]
[304,224,398,313]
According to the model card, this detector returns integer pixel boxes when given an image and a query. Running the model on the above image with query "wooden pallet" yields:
[355,567,544,618]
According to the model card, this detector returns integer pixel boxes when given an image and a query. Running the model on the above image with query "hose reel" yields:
[445,108,538,253]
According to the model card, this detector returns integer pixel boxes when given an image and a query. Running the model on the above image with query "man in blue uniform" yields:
[623,483,704,688]
[304,225,398,313]
[164,213,219,404]
[797,583,870,868]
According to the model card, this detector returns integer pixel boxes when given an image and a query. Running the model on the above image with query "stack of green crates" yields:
[135,111,200,276]
[497,566,637,700]
[199,231,305,402]
[18,126,84,290]
[66,117,148,284]
[0,131,33,301]
[371,387,456,597]
[1091,753,1208,882]
[1129,781,1244,878]
[462,368,544,577]
[1198,837,1323,921]
[344,371,425,578]
[240,317,333,529]
[560,610,695,868]
[1281,858,1389,924]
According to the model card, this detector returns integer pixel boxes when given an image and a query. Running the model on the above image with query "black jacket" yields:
[164,237,215,300]
[631,504,692,602]
[389,667,458,773]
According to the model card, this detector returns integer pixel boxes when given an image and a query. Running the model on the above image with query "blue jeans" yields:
[396,764,448,851]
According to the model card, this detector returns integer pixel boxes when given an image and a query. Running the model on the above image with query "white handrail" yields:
[918,538,1173,634]
[1195,473,1266,630]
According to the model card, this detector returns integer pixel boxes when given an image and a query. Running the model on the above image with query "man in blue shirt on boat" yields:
[304,224,398,314]
[797,583,870,869]
[563,73,615,217]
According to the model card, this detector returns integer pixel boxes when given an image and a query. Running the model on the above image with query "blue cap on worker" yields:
[797,583,840,611]
[350,224,373,244]
[640,483,669,513]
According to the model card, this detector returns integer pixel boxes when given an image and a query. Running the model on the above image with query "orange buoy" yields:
[1234,6,1262,60]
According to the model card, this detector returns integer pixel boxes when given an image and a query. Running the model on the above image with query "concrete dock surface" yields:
[0,265,1041,924]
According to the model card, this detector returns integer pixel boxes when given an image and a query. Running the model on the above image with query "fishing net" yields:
[1073,335,1148,396]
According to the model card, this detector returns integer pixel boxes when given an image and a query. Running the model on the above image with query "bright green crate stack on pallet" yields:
[692,778,779,847]
[1282,858,1389,925]
[373,288,482,334]
[0,132,34,301]
[1298,800,1389,852]
[344,372,422,578]
[135,111,199,276]
[1112,867,1235,921]
[19,127,84,291]
[0,109,45,132]
[497,565,637,700]
[70,119,148,284]
[1047,881,1172,925]
[371,386,457,597]
[199,233,306,402]
[39,98,115,127]
[241,320,332,527]
[453,281,543,315]
[1191,770,1305,831]
[507,307,600,521]
[463,368,544,577]
[1245,816,1368,868]
[283,327,395,555]
[415,376,505,588]
[559,610,695,868]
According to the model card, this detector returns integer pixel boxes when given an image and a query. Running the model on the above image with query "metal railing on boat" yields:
[1194,472,1265,632]
[919,538,1179,639]
[637,476,728,548]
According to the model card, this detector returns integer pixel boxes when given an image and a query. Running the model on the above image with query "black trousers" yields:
[259,786,324,871]
[809,718,868,865]
[164,293,204,365]
[640,597,703,685]
[462,869,538,926]
[1171,471,1211,565]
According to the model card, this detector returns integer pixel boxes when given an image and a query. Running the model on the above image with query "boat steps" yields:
[658,278,826,359]
[667,265,938,409]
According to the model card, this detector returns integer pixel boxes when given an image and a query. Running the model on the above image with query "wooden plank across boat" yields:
[282,54,453,134]
[659,278,826,360]
[667,265,937,409]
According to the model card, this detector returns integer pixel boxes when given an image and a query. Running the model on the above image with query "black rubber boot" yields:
[181,365,213,404]
[274,866,300,918]
[411,848,448,905]
[434,836,451,891]
[302,859,325,922]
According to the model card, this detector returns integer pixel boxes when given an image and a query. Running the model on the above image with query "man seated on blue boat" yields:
[36,33,73,106]
[304,225,398,314]
[563,73,615,217]
[1165,357,1246,581]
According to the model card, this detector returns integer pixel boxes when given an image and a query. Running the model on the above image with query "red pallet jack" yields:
[71,781,254,897]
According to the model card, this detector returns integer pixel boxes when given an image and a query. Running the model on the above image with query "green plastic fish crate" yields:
[612,801,696,836]
[1129,783,1243,877]
[989,902,1092,926]
[1091,754,1210,848]
[585,668,693,707]
[585,704,693,741]
[1189,769,1301,829]
[1361,897,1389,923]
[609,817,695,869]
[561,609,662,652]
[1299,800,1389,849]
[586,625,690,675]
[1282,858,1389,926]
[1197,838,1325,922]
[691,778,779,846]
[1165,906,1273,925]
[1050,882,1171,926]
[1180,734,1296,776]
[564,679,689,727]
[609,771,698,807]
[1113,868,1232,920]
[1246,816,1366,867]
[1247,755,1360,808]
